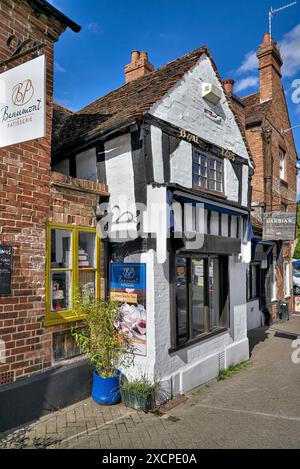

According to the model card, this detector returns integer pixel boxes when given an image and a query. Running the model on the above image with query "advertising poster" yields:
[295,296,300,313]
[109,263,147,356]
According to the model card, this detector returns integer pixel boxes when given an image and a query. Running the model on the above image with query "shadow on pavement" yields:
[248,327,269,356]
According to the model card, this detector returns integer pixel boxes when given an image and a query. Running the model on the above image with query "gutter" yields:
[29,0,81,33]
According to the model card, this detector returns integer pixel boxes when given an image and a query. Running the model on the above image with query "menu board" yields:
[0,245,12,296]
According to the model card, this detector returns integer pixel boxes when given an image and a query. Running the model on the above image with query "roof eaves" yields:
[29,0,81,32]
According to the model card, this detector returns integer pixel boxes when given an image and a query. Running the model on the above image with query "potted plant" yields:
[121,376,159,412]
[72,297,134,405]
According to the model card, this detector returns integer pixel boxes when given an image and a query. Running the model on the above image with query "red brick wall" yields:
[245,40,297,317]
[0,1,107,384]
[0,0,65,383]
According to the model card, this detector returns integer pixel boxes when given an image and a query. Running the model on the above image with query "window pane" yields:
[79,270,96,300]
[209,258,220,330]
[79,232,96,268]
[193,163,199,175]
[51,230,72,268]
[208,179,216,191]
[191,259,205,337]
[176,258,188,344]
[51,271,71,312]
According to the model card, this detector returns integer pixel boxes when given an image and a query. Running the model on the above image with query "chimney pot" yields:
[262,33,271,44]
[223,79,235,94]
[131,51,140,63]
[125,50,154,84]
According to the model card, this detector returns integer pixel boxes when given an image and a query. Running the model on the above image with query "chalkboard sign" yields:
[0,245,12,296]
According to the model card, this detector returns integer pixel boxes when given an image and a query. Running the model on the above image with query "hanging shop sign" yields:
[0,245,12,296]
[263,212,297,241]
[110,263,147,356]
[0,55,45,148]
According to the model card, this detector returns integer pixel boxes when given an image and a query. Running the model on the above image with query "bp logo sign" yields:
[12,79,34,106]
[0,55,45,148]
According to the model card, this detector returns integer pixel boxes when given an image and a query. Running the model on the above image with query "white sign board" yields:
[0,55,45,148]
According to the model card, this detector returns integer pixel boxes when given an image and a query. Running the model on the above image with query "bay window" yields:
[174,254,228,348]
[45,224,100,326]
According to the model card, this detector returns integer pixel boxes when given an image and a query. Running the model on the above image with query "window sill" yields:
[169,327,228,353]
[43,314,87,328]
[192,185,227,199]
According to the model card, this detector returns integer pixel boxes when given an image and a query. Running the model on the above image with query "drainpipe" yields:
[262,128,273,213]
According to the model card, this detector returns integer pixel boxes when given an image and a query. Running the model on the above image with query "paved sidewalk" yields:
[1,316,300,449]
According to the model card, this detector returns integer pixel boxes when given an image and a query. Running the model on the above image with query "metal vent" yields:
[218,352,225,371]
[0,371,15,385]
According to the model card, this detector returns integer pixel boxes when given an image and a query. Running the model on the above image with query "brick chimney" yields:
[257,33,283,103]
[223,79,235,95]
[125,51,154,83]
[223,79,246,129]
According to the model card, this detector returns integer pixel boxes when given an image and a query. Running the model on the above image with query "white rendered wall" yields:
[151,126,164,184]
[130,251,250,397]
[170,140,193,188]
[247,300,265,330]
[149,53,251,164]
[105,134,137,240]
[225,159,239,203]
[242,165,249,207]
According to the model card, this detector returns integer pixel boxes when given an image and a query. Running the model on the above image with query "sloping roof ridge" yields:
[77,46,209,115]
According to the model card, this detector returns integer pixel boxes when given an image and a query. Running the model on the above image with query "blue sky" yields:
[49,0,300,187]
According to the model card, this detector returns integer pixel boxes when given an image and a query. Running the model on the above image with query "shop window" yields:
[246,263,261,301]
[193,149,224,193]
[174,255,228,348]
[46,224,100,326]
[279,148,286,180]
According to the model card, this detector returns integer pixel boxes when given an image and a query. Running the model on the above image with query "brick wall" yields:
[0,1,107,384]
[0,0,66,383]
[245,37,297,318]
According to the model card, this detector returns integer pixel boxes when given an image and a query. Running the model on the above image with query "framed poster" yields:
[109,263,147,356]
[0,245,12,296]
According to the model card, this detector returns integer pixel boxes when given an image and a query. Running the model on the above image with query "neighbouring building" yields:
[0,0,109,433]
[223,33,297,330]
[52,47,254,398]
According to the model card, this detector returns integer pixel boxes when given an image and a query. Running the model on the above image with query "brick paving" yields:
[1,316,300,449]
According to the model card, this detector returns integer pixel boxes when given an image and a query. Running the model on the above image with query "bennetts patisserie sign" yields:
[0,55,45,148]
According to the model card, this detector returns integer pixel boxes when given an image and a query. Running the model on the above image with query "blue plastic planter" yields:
[91,370,121,405]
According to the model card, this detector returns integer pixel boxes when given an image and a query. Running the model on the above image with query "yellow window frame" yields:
[44,223,101,327]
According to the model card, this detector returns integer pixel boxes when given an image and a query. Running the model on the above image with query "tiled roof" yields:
[242,92,271,126]
[52,46,254,168]
[52,46,210,155]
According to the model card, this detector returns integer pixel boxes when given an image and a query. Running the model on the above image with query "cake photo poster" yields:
[109,263,147,356]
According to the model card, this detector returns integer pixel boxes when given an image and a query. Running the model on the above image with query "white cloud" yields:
[86,23,102,34]
[281,24,300,77]
[237,50,258,74]
[237,23,300,80]
[235,76,259,93]
[54,62,66,73]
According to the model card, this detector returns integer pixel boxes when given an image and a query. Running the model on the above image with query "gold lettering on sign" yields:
[179,128,199,144]
[221,149,235,162]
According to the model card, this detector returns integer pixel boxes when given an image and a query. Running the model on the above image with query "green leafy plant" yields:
[121,375,159,397]
[72,296,134,378]
[217,361,251,381]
